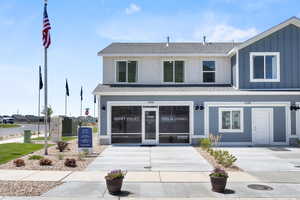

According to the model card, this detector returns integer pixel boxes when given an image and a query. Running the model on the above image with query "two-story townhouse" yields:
[93,17,300,146]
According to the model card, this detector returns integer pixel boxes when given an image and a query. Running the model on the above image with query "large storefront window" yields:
[159,106,189,133]
[111,106,142,133]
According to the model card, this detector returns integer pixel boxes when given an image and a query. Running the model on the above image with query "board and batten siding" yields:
[239,24,300,89]
[102,56,231,84]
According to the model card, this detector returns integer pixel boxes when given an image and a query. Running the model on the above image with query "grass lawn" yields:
[32,136,77,142]
[0,124,21,128]
[0,143,44,164]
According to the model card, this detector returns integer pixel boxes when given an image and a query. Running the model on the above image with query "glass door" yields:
[142,108,158,145]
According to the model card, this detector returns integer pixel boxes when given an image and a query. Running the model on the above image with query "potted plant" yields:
[209,168,228,193]
[105,169,127,195]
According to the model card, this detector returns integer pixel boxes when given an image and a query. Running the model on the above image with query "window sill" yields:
[250,79,280,82]
[219,129,244,133]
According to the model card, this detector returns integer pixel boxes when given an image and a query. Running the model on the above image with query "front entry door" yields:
[252,108,273,145]
[142,108,158,145]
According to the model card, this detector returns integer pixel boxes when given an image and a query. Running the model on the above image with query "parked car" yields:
[0,116,14,124]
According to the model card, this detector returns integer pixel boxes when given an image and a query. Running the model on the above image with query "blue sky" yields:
[0,0,300,116]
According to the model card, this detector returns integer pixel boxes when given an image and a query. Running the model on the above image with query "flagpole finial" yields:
[44,0,48,4]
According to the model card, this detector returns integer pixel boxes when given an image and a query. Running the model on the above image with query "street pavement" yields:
[0,124,46,137]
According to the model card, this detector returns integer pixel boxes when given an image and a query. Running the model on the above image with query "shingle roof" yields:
[98,42,241,55]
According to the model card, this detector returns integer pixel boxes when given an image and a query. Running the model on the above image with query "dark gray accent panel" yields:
[273,107,286,142]
[231,55,237,87]
[239,24,300,89]
[209,107,252,142]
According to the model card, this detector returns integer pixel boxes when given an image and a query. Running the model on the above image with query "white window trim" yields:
[162,60,185,83]
[250,52,280,82]
[218,108,244,133]
[202,60,216,83]
[115,60,138,83]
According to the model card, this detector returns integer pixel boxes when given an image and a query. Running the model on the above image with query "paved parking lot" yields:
[221,147,300,171]
[86,146,213,171]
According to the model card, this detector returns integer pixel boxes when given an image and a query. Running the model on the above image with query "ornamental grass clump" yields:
[199,138,212,150]
[29,155,44,160]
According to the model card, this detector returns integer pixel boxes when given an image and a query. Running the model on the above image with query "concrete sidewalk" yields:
[0,170,262,183]
[0,133,46,144]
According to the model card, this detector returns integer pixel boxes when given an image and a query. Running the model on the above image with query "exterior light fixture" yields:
[101,106,106,111]
[290,104,300,111]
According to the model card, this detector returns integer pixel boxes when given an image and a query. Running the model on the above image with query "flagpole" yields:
[65,93,67,116]
[44,47,48,155]
[38,67,41,137]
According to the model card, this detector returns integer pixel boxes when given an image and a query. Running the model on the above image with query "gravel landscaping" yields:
[0,181,62,196]
[195,147,242,171]
[0,139,107,171]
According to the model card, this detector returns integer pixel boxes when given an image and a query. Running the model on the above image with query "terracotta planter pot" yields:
[210,176,227,193]
[105,177,124,195]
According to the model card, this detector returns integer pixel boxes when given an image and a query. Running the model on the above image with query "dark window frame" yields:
[116,61,138,83]
[203,60,216,83]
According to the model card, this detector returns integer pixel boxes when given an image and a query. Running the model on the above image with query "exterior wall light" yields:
[290,104,300,111]
[195,105,204,111]
[101,106,106,111]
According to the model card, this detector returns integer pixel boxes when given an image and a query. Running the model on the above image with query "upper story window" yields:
[116,61,137,83]
[163,61,184,83]
[250,52,280,82]
[203,61,215,83]
[219,108,244,133]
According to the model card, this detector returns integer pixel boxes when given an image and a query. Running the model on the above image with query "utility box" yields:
[24,130,32,143]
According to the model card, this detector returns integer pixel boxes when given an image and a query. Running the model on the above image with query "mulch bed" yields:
[0,139,107,171]
[0,181,62,196]
[195,147,242,172]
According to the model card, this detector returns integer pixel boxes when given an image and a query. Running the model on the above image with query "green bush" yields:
[210,149,237,168]
[29,155,44,160]
[199,138,212,150]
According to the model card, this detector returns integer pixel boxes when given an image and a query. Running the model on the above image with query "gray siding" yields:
[239,24,300,89]
[99,95,299,142]
[209,107,252,142]
[209,106,286,142]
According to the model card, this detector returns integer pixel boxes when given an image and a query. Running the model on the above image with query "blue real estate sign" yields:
[78,127,93,149]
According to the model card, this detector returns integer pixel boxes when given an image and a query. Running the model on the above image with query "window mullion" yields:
[126,61,128,82]
[264,55,266,79]
[173,61,175,82]
[230,111,232,130]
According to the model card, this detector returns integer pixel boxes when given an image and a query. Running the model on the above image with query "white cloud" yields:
[125,3,141,15]
[193,24,258,42]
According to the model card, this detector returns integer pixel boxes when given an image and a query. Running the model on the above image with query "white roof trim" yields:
[98,53,229,57]
[237,17,300,50]
[94,90,300,96]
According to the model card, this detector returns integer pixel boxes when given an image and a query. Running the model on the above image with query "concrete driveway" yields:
[221,147,300,171]
[86,146,212,172]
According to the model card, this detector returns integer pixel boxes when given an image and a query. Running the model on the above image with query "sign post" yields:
[78,126,93,153]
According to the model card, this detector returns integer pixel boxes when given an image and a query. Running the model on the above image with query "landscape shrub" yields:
[57,141,68,152]
[58,153,64,160]
[199,138,212,150]
[208,149,237,168]
[64,158,77,167]
[39,158,52,166]
[29,155,44,160]
[13,159,25,167]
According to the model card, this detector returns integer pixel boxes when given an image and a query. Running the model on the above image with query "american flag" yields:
[43,2,51,48]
